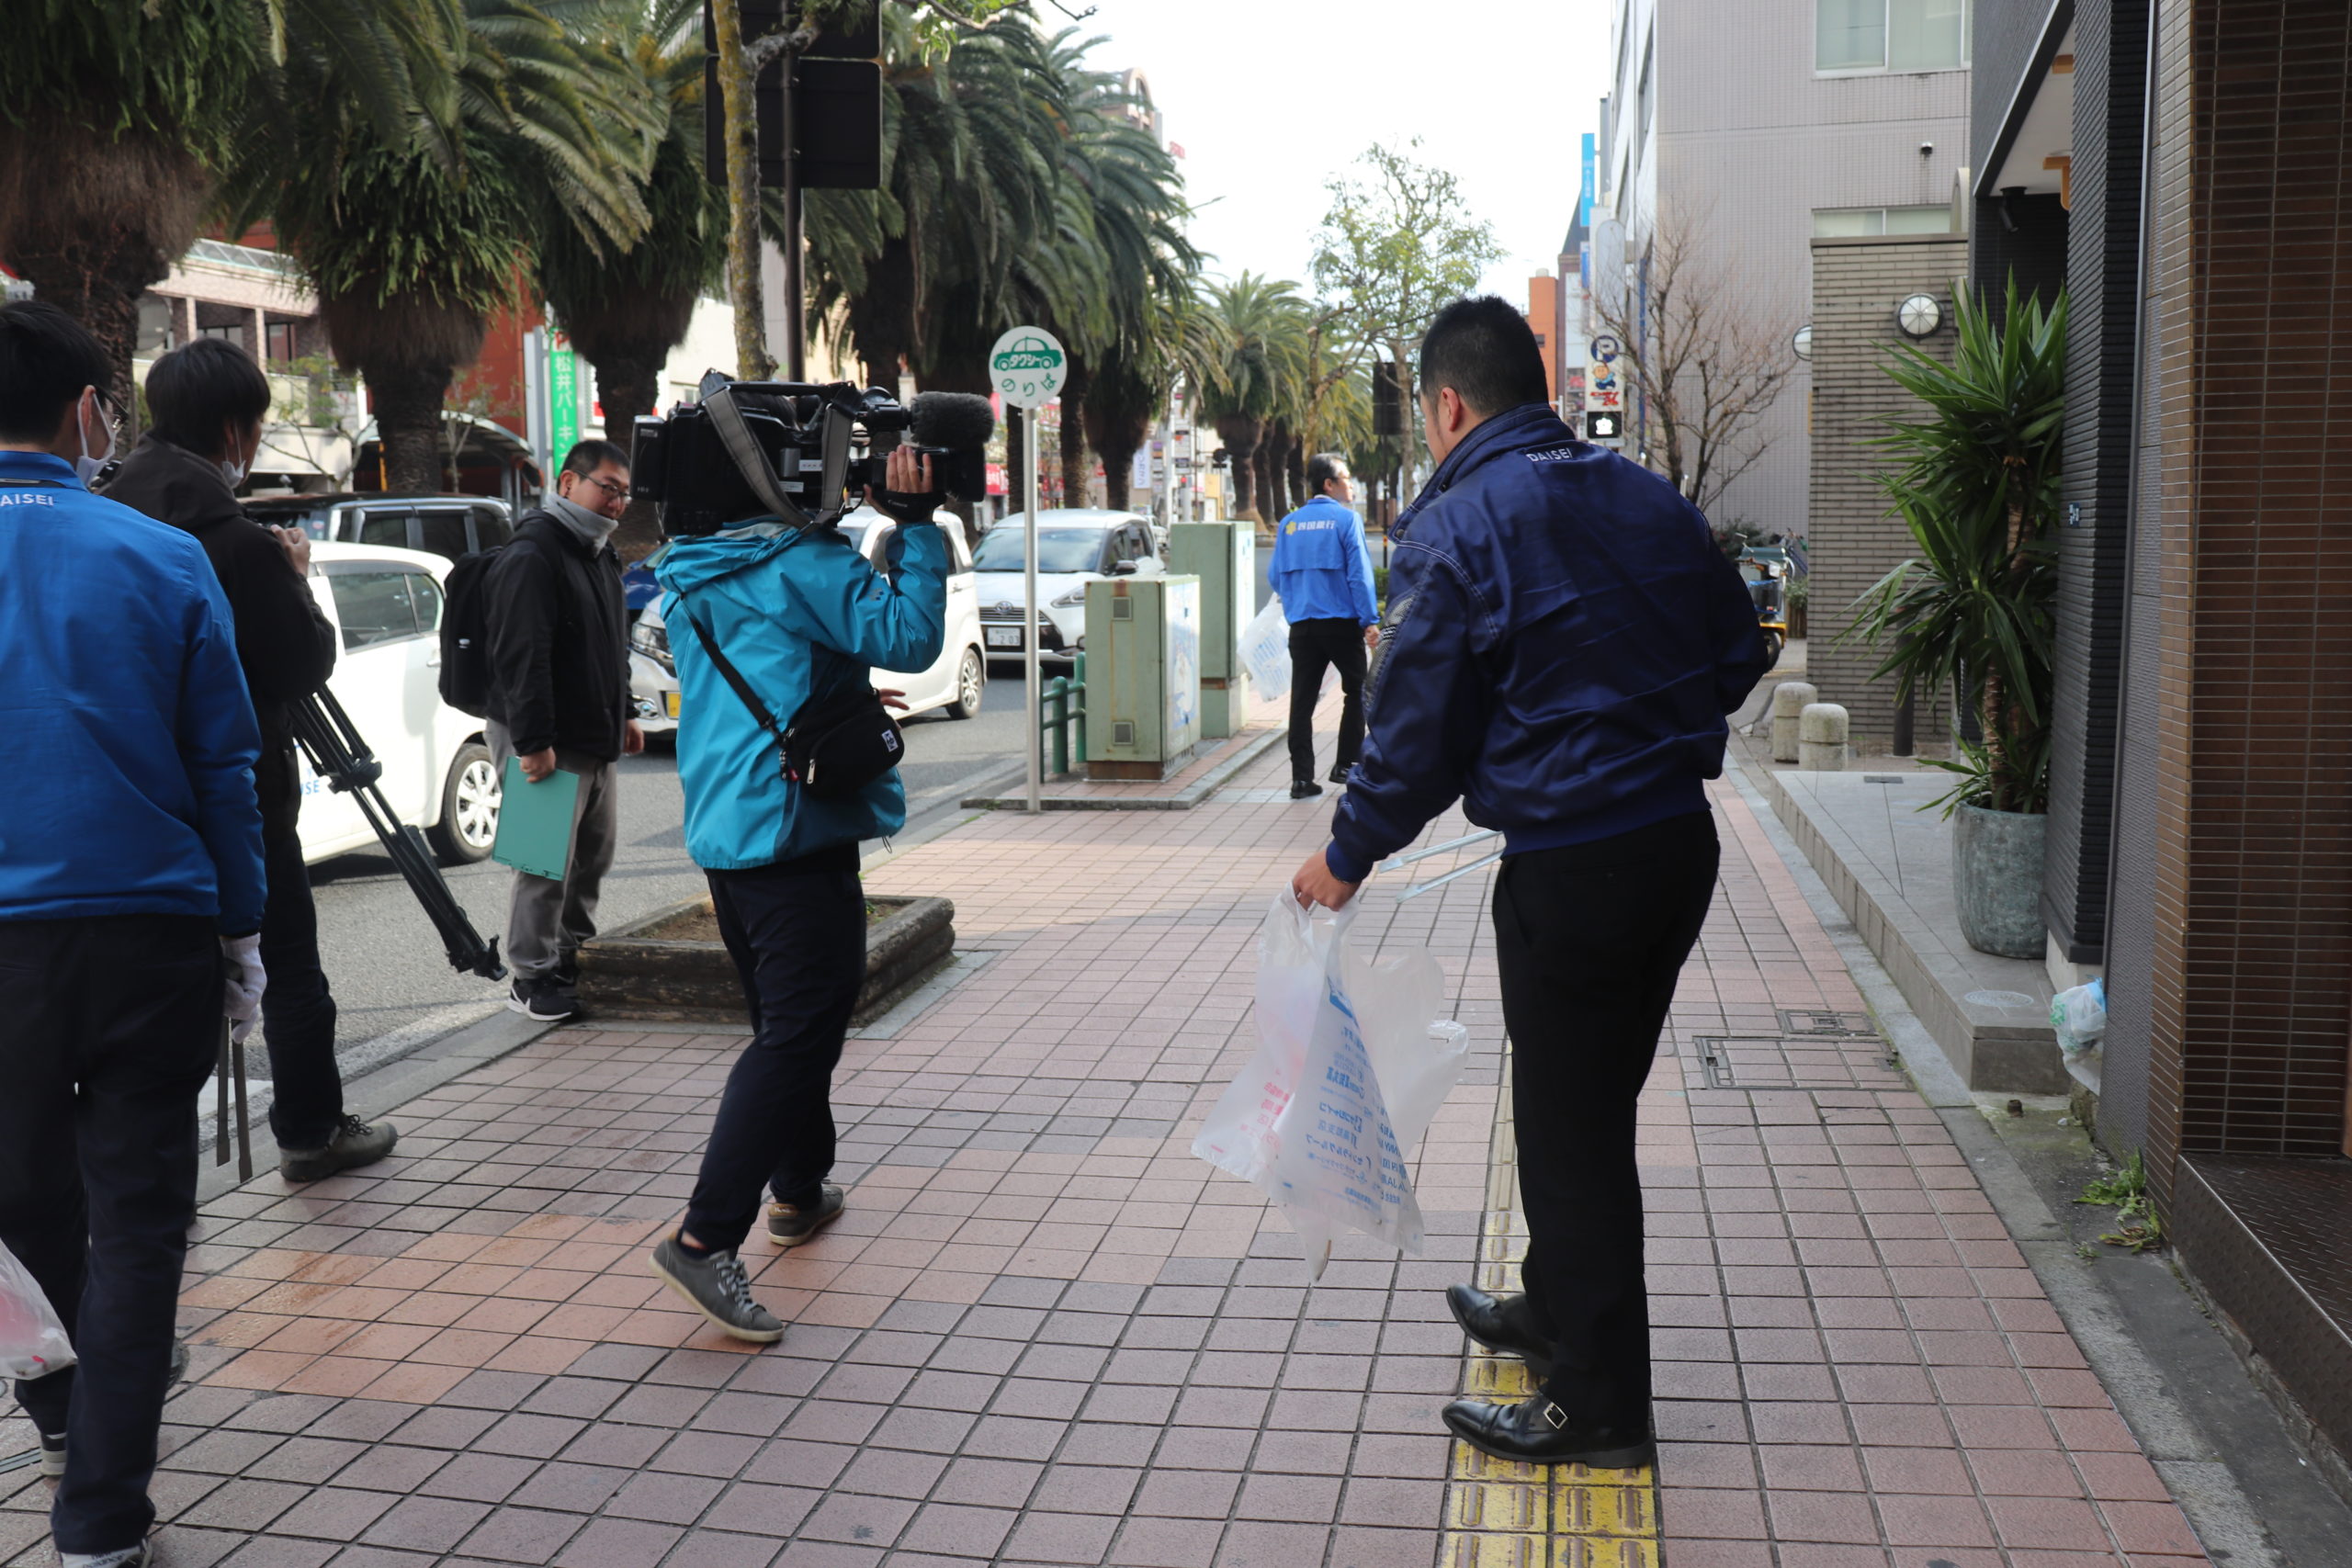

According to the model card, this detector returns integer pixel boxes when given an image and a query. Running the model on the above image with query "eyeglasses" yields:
[582,473,631,503]
[90,389,123,446]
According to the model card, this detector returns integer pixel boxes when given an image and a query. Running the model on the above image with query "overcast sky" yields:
[1056,0,1613,303]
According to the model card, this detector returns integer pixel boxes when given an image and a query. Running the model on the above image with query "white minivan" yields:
[299,542,502,865]
[628,508,989,739]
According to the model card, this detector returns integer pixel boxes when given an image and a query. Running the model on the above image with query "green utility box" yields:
[1168,521,1254,739]
[1083,574,1202,781]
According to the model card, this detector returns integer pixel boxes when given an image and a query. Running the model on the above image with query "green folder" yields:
[492,756,580,881]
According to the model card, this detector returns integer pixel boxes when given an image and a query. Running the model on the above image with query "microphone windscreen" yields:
[910,391,997,450]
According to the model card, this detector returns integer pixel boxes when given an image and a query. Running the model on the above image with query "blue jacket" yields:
[0,451,267,932]
[1325,404,1768,884]
[1269,494,1379,626]
[653,518,947,870]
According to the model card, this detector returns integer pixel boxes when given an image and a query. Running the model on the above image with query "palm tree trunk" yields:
[710,2,771,380]
[1254,442,1278,528]
[1214,415,1259,520]
[370,364,454,495]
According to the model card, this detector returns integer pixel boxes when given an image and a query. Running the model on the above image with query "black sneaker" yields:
[280,1116,400,1183]
[649,1235,784,1343]
[1289,779,1324,800]
[766,1184,845,1247]
[506,976,574,1022]
[1328,763,1352,784]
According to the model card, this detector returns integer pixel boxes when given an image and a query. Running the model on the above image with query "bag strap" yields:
[701,387,809,529]
[678,598,789,746]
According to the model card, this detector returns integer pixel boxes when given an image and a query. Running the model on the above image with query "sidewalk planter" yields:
[1953,805,2045,958]
[575,894,955,1027]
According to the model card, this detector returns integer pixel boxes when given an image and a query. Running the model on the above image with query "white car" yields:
[972,509,1161,663]
[298,542,502,865]
[628,507,988,739]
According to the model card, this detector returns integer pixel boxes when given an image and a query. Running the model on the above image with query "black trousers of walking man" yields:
[1491,809,1720,1432]
[1287,616,1367,783]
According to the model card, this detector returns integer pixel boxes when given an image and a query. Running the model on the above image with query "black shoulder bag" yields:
[678,600,904,799]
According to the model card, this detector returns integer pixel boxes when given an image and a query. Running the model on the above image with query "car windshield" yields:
[974,526,1104,574]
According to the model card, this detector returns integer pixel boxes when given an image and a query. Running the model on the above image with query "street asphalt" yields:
[265,673,1032,1081]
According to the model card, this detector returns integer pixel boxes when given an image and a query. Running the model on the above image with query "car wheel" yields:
[1759,629,1784,671]
[427,740,502,865]
[944,647,986,720]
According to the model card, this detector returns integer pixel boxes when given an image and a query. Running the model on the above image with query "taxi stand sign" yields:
[989,325,1068,815]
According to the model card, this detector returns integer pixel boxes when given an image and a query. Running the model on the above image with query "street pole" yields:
[1023,409,1042,814]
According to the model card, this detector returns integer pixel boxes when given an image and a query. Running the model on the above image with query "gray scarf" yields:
[546,490,618,551]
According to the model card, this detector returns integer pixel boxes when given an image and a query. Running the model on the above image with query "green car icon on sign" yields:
[993,335,1062,372]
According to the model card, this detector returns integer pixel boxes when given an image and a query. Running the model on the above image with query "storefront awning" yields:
[1977,1,2077,207]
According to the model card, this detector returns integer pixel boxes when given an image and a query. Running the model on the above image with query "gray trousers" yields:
[487,720,618,982]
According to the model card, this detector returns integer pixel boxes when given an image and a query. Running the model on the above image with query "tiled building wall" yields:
[1805,234,1969,749]
[2125,0,2352,1192]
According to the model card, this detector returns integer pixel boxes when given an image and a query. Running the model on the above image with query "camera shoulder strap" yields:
[701,387,809,530]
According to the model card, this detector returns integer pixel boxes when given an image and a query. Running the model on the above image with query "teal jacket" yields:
[653,519,948,869]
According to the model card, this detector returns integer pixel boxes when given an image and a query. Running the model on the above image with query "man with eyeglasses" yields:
[482,437,644,1021]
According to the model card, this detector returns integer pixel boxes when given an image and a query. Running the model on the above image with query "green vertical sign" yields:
[548,339,581,468]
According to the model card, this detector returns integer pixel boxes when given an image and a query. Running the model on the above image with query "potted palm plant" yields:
[1849,281,2066,959]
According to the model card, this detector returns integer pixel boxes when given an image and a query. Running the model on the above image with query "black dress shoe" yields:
[1442,1396,1657,1470]
[1289,778,1324,800]
[1328,763,1351,784]
[1446,1282,1555,1379]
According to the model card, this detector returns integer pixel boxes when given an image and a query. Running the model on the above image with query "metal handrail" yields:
[1041,650,1087,775]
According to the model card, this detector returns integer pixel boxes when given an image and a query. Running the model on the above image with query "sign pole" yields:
[1023,410,1041,814]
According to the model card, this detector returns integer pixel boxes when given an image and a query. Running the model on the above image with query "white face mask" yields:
[74,390,116,486]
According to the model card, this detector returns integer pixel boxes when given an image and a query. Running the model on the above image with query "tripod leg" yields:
[232,1035,254,1182]
[215,1020,230,1167]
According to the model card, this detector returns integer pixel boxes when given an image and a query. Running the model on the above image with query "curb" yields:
[959,724,1287,811]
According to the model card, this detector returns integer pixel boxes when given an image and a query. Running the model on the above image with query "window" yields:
[356,509,408,548]
[1817,0,1969,72]
[469,503,511,550]
[327,568,422,650]
[415,507,469,562]
[1813,205,1954,237]
[265,320,299,364]
[409,572,444,634]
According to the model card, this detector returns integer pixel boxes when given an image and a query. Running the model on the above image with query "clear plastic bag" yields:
[1238,593,1292,697]
[2051,978,2107,1058]
[0,1238,74,1381]
[1193,895,1472,1277]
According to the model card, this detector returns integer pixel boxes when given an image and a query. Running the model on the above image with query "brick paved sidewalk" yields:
[1,715,2211,1568]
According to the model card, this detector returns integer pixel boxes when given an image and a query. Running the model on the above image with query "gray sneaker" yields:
[649,1235,784,1343]
[279,1116,399,1183]
[60,1543,152,1568]
[766,1184,844,1247]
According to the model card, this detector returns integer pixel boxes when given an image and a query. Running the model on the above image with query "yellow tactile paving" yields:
[1438,1078,1664,1566]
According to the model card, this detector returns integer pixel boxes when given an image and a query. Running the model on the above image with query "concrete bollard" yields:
[1770,681,1818,762]
[1798,702,1849,771]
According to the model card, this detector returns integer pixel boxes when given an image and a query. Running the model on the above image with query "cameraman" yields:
[647,444,945,1341]
[104,340,399,1185]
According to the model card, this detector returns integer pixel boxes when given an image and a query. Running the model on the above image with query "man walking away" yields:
[1268,453,1379,799]
[0,301,269,1568]
[484,438,642,1022]
[646,445,946,1341]
[1291,297,1769,1469]
[105,339,398,1183]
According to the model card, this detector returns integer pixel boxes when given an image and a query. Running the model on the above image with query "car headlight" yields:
[1049,588,1087,608]
[630,620,673,672]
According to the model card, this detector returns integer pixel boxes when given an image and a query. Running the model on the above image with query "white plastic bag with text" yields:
[0,1238,73,1381]
[1193,895,1472,1277]
[1238,593,1292,697]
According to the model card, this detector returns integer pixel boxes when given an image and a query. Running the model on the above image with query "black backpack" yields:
[437,520,556,717]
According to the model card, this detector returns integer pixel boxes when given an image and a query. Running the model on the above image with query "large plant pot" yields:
[576,894,955,1027]
[1952,804,2045,959]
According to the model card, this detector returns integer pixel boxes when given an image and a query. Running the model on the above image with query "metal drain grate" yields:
[1778,1009,1879,1037]
[1695,1034,1907,1090]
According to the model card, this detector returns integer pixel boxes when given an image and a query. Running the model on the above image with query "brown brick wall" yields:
[1805,234,1969,749]
[2138,0,2352,1192]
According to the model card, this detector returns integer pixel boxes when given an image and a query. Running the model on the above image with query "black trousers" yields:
[1,914,220,1556]
[1287,617,1367,783]
[1490,810,1720,1432]
[260,827,345,1150]
[682,845,865,1253]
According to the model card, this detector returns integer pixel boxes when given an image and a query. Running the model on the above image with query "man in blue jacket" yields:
[1268,453,1380,798]
[1292,297,1768,1469]
[647,444,945,1342]
[0,301,268,1568]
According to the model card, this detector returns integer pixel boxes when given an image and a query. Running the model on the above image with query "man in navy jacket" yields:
[1268,453,1380,798]
[0,301,267,1568]
[1293,296,1768,1469]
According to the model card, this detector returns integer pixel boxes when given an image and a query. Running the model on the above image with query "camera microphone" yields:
[904,392,997,502]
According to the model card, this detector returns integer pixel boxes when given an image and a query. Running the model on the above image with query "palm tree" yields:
[537,0,725,447]
[0,0,427,409]
[236,0,653,492]
[1196,272,1306,522]
[1086,288,1213,512]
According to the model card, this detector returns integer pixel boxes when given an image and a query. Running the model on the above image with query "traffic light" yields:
[1584,410,1623,443]
[1371,361,1405,438]
[704,1,881,191]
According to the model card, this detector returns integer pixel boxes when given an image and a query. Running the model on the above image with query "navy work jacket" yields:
[1324,403,1769,884]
